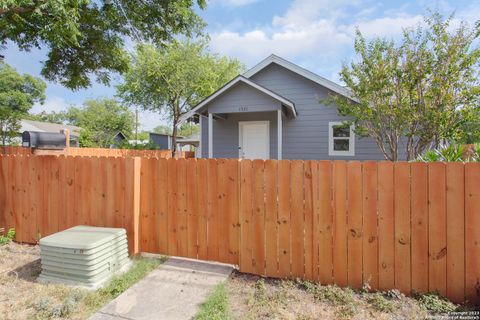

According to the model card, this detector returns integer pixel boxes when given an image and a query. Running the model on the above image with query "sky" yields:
[3,0,480,131]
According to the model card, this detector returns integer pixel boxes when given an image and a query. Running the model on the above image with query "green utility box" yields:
[38,226,131,289]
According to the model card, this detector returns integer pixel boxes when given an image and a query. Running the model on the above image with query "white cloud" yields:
[31,96,69,114]
[210,20,351,66]
[272,0,360,28]
[210,0,480,77]
[352,14,423,38]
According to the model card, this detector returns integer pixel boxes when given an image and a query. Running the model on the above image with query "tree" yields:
[153,122,199,137]
[330,12,480,161]
[178,122,199,137]
[455,108,480,144]
[26,111,66,124]
[0,63,45,146]
[117,40,244,155]
[0,0,206,89]
[153,124,173,135]
[63,98,134,147]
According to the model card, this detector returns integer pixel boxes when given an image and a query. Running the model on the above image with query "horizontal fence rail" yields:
[0,155,479,304]
[0,145,194,158]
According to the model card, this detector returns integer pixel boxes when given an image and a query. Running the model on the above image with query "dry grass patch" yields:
[226,272,439,320]
[0,242,163,320]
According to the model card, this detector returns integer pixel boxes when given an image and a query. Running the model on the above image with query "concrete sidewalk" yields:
[90,257,234,320]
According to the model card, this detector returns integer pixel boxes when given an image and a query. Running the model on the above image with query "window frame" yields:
[328,121,355,156]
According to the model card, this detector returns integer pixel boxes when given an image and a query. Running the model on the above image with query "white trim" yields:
[243,54,356,101]
[328,121,355,156]
[179,76,296,123]
[198,116,202,158]
[239,121,270,160]
[208,113,213,158]
[277,109,282,160]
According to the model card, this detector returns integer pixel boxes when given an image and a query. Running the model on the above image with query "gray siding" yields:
[201,62,406,160]
[250,63,403,160]
[150,133,171,149]
[207,82,282,114]
[201,112,278,159]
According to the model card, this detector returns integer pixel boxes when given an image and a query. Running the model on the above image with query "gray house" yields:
[149,132,175,150]
[180,54,394,160]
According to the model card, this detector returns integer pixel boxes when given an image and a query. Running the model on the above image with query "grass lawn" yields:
[196,271,476,320]
[195,282,230,320]
[0,241,165,320]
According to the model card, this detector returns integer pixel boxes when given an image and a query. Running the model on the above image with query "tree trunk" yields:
[171,117,178,158]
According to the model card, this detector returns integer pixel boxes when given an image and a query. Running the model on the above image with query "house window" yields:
[328,122,355,156]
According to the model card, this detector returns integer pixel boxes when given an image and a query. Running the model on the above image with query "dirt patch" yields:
[0,242,163,320]
[226,272,431,320]
[0,242,90,320]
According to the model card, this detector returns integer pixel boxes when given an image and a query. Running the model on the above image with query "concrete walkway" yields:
[90,257,234,320]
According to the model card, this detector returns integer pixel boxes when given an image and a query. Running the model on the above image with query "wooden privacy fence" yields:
[139,158,480,304]
[1,155,479,304]
[0,155,141,253]
[0,145,194,158]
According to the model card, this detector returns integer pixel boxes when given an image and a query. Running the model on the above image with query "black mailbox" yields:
[22,131,67,149]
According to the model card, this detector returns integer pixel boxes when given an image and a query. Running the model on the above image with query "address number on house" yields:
[238,106,249,112]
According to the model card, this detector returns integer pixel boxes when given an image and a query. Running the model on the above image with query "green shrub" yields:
[367,293,395,313]
[417,145,465,162]
[314,285,355,305]
[0,228,15,245]
[416,292,457,313]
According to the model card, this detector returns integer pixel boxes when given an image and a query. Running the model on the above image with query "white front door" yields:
[239,121,270,160]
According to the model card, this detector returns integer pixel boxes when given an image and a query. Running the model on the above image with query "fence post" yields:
[125,157,142,255]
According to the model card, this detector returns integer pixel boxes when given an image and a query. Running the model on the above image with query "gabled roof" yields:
[179,75,296,123]
[243,54,355,100]
[20,119,81,136]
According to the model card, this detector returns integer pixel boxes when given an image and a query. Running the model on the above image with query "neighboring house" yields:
[181,54,405,160]
[20,119,81,136]
[18,119,81,146]
[111,131,128,147]
[149,132,180,150]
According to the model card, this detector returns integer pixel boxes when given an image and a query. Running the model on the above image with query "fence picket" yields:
[318,161,333,284]
[186,159,198,259]
[333,161,348,287]
[378,162,394,290]
[428,163,447,297]
[0,156,7,235]
[304,160,314,280]
[196,159,209,260]
[167,158,178,256]
[411,162,429,294]
[362,162,378,290]
[394,162,411,294]
[252,160,266,275]
[264,160,279,277]
[239,159,253,273]
[347,161,363,289]
[278,160,291,278]
[465,163,480,305]
[227,159,240,265]
[446,163,465,303]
